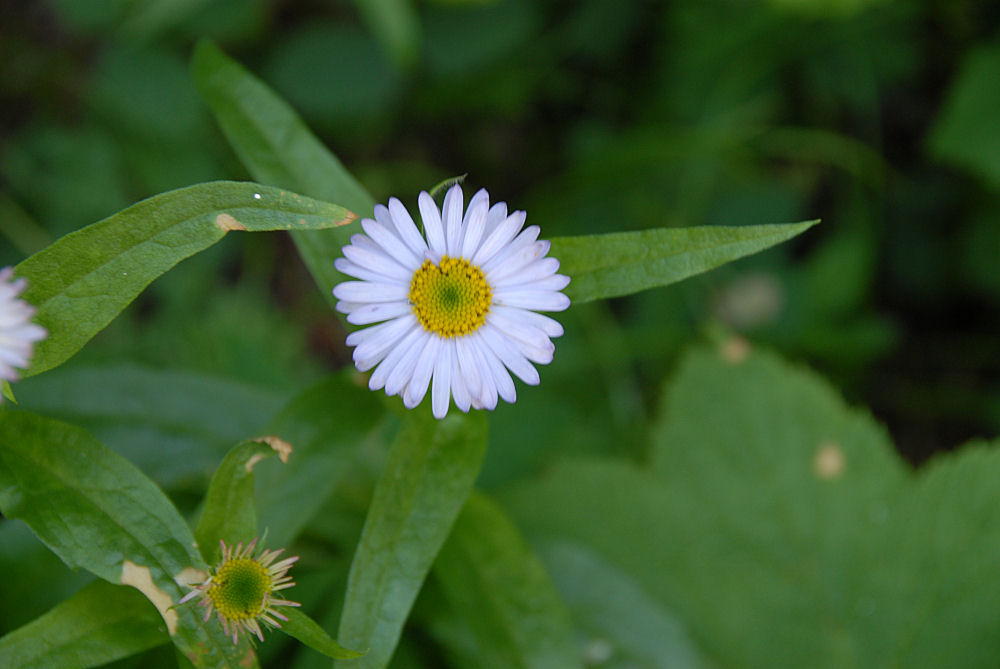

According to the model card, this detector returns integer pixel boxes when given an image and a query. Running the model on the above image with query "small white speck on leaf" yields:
[253,193,262,200]
[813,440,846,479]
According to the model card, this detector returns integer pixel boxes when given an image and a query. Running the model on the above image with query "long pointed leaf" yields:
[16,180,354,377]
[552,220,818,303]
[191,41,376,304]
[336,411,488,669]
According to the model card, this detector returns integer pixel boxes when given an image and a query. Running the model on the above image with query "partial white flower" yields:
[333,185,570,419]
[0,266,47,396]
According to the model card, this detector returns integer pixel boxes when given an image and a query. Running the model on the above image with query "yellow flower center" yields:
[409,255,492,338]
[207,557,271,621]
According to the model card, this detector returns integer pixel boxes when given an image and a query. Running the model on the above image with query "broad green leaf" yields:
[281,609,364,661]
[0,580,166,669]
[191,41,375,304]
[503,344,1000,668]
[254,371,387,549]
[432,492,580,669]
[537,541,708,669]
[195,439,286,564]
[336,410,488,669]
[351,0,421,68]
[551,221,817,303]
[928,42,1000,188]
[13,364,282,489]
[0,410,256,668]
[15,180,354,378]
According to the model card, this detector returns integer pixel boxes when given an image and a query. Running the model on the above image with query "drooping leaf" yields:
[432,492,580,669]
[551,221,817,303]
[281,609,364,661]
[15,181,354,378]
[336,410,488,669]
[0,410,256,668]
[0,580,167,669]
[191,41,375,304]
[195,438,287,564]
[503,344,1000,668]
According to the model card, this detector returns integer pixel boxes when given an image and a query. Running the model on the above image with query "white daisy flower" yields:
[0,266,47,397]
[333,185,570,419]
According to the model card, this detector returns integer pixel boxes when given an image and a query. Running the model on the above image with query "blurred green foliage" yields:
[2,0,1000,667]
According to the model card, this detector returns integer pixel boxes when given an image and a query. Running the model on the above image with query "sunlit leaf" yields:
[0,410,256,668]
[15,181,354,378]
[433,492,580,669]
[0,580,166,669]
[551,221,817,303]
[336,410,488,669]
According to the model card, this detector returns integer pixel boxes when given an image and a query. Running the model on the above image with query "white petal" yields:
[442,184,463,255]
[386,198,428,256]
[404,336,440,408]
[431,341,454,418]
[346,301,412,325]
[468,339,499,409]
[481,201,508,240]
[499,273,571,293]
[459,189,489,259]
[473,209,524,266]
[494,289,571,312]
[489,257,560,289]
[486,311,554,355]
[418,191,447,257]
[491,305,564,338]
[335,257,410,284]
[481,225,540,274]
[385,331,432,396]
[336,300,364,314]
[480,324,540,386]
[362,219,420,268]
[333,281,409,303]
[485,241,550,284]
[349,315,417,370]
[342,244,413,279]
[369,326,425,392]
[450,345,472,413]
[455,336,483,403]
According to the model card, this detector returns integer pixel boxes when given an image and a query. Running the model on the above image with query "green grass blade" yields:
[15,180,354,378]
[336,411,488,669]
[281,609,364,661]
[551,220,818,303]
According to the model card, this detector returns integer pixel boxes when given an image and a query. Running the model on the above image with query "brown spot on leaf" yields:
[175,566,206,588]
[215,213,246,231]
[720,336,750,364]
[336,211,358,226]
[813,440,846,480]
[121,560,179,635]
[248,435,293,467]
